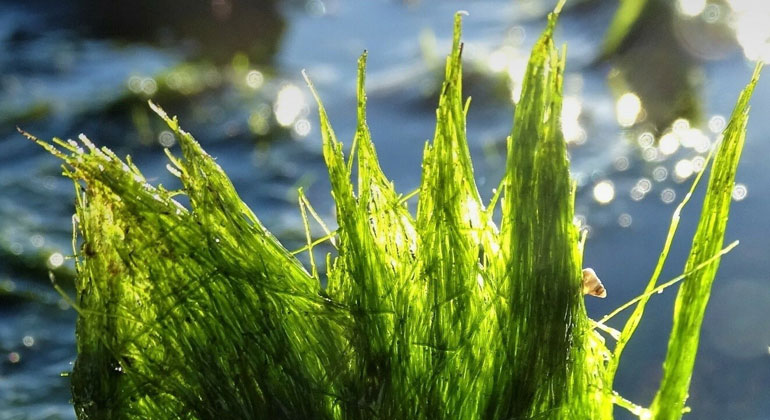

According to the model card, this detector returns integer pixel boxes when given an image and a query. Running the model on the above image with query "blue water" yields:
[2,1,769,418]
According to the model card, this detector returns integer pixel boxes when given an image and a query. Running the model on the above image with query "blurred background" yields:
[1,0,769,418]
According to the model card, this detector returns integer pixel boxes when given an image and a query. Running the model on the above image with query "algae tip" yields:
[16,126,69,160]
[16,126,38,143]
[301,69,324,107]
[554,0,567,14]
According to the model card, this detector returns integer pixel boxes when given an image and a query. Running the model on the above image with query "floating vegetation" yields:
[23,2,761,418]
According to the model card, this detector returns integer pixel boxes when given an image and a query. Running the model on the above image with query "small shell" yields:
[582,268,607,298]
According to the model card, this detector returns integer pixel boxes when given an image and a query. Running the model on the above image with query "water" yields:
[2,1,769,418]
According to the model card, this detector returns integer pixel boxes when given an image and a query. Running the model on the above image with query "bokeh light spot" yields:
[618,213,633,228]
[674,159,694,181]
[672,118,690,132]
[140,78,158,96]
[274,85,306,127]
[508,56,528,103]
[293,119,312,138]
[613,156,630,171]
[487,49,509,73]
[127,76,142,93]
[23,336,34,347]
[678,0,706,16]
[158,130,175,148]
[661,188,676,204]
[642,147,659,162]
[47,252,64,269]
[653,166,668,182]
[30,234,45,248]
[562,96,586,144]
[616,92,642,127]
[732,183,748,201]
[248,112,270,136]
[729,0,770,62]
[636,178,652,193]
[659,132,680,155]
[246,70,264,89]
[638,132,655,148]
[692,155,706,171]
[593,181,615,204]
[708,115,726,133]
[703,4,722,23]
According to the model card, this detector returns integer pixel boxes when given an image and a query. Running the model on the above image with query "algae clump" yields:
[25,4,761,419]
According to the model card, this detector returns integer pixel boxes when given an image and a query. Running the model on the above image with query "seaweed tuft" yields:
[26,5,760,419]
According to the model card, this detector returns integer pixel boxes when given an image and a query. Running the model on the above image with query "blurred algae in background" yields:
[602,0,741,135]
[604,0,697,132]
[42,0,285,64]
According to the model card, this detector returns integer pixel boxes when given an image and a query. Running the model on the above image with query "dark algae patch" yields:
[23,2,762,419]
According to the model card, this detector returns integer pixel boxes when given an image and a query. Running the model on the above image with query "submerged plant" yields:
[24,3,760,419]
